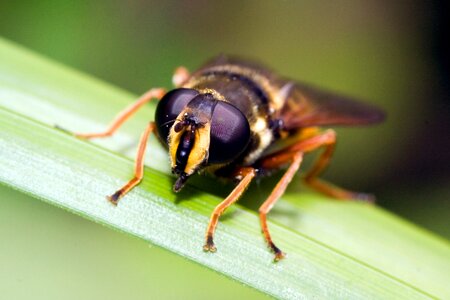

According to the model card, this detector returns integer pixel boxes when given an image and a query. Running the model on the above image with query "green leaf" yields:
[1,37,449,299]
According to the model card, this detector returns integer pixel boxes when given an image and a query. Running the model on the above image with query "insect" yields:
[71,55,385,261]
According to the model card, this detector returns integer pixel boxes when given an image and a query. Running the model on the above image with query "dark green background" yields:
[1,1,449,299]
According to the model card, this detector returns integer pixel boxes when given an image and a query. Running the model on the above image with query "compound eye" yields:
[208,101,250,164]
[155,88,199,143]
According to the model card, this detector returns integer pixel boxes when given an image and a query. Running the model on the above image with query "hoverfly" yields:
[72,55,385,261]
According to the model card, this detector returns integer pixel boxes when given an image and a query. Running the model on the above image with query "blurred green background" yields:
[1,1,449,299]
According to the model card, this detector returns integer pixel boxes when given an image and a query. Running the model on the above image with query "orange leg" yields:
[107,122,155,205]
[260,129,334,169]
[254,129,375,261]
[203,167,256,253]
[301,130,374,202]
[259,152,304,261]
[262,129,373,201]
[172,66,190,87]
[73,88,166,139]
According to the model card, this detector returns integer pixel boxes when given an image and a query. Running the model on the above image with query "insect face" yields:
[155,88,251,192]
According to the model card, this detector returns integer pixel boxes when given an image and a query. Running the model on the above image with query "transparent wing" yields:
[279,81,386,129]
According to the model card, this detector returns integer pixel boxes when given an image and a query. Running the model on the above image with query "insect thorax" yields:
[183,67,278,168]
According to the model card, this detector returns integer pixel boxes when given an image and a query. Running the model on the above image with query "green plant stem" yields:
[1,37,449,299]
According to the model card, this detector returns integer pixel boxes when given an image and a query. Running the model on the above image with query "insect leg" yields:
[203,167,256,253]
[172,66,190,87]
[301,131,374,202]
[107,122,155,205]
[73,88,165,139]
[265,129,373,201]
[259,152,304,261]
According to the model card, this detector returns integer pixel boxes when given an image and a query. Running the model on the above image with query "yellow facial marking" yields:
[185,124,210,174]
[168,125,182,169]
[168,114,211,176]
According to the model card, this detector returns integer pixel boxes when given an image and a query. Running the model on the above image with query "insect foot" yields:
[106,192,121,206]
[274,252,286,262]
[269,242,286,262]
[203,235,217,253]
